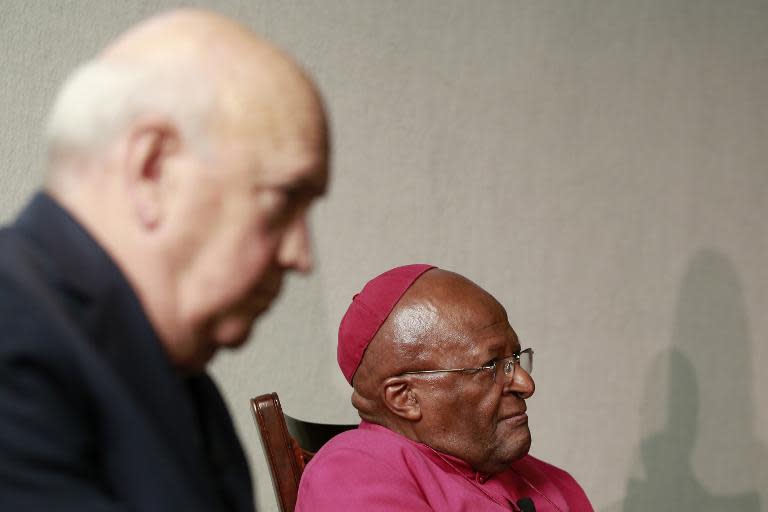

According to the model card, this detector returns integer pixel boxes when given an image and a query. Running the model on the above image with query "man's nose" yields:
[504,366,535,399]
[277,215,313,273]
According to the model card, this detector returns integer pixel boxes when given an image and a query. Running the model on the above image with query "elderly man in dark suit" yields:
[0,9,329,511]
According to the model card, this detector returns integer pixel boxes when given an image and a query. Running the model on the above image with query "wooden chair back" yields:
[250,392,356,512]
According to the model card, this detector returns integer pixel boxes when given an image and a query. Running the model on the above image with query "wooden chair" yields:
[250,392,356,512]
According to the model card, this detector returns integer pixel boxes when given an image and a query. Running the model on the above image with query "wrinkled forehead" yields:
[438,290,517,354]
[393,271,519,358]
[207,77,329,190]
[212,52,327,149]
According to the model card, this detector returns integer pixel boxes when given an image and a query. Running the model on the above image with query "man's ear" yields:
[123,118,179,229]
[382,376,421,422]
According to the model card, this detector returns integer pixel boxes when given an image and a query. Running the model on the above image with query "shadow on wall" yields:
[621,250,765,511]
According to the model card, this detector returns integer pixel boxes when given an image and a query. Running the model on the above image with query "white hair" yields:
[45,58,215,163]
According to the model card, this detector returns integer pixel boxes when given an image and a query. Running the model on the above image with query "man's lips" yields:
[499,412,528,427]
[499,405,528,425]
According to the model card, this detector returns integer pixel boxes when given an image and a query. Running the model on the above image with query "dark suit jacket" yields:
[0,193,254,511]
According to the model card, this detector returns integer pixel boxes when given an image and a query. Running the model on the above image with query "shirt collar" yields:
[358,420,495,483]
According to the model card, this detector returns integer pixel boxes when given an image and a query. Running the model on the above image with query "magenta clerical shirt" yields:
[296,421,593,511]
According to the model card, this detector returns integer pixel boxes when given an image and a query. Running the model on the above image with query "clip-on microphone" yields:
[517,497,536,511]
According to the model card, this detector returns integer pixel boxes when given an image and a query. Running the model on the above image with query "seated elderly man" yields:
[296,264,593,511]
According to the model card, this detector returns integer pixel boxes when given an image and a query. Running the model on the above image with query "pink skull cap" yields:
[338,264,436,385]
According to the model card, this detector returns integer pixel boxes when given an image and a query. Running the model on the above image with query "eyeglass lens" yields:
[494,350,533,384]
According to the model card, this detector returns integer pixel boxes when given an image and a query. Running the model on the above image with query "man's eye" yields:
[278,183,313,204]
[481,359,497,369]
[266,188,305,227]
[280,187,302,204]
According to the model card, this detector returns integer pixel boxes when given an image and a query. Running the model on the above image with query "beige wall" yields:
[2,1,766,510]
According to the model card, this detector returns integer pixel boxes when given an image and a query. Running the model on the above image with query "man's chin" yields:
[499,433,533,466]
[212,317,257,348]
[475,436,532,475]
[173,346,216,375]
[515,428,532,454]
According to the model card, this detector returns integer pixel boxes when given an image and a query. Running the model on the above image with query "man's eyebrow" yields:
[489,334,522,358]
[480,338,512,359]
[256,174,327,196]
[285,177,327,195]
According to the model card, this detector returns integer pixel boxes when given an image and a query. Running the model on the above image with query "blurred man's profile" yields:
[0,8,329,511]
[296,265,593,511]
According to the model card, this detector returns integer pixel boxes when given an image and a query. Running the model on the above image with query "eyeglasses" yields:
[401,348,533,385]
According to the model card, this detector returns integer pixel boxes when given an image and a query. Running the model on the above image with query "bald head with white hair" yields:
[45,9,330,371]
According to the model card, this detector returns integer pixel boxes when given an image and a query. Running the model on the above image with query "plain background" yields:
[1,1,766,510]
